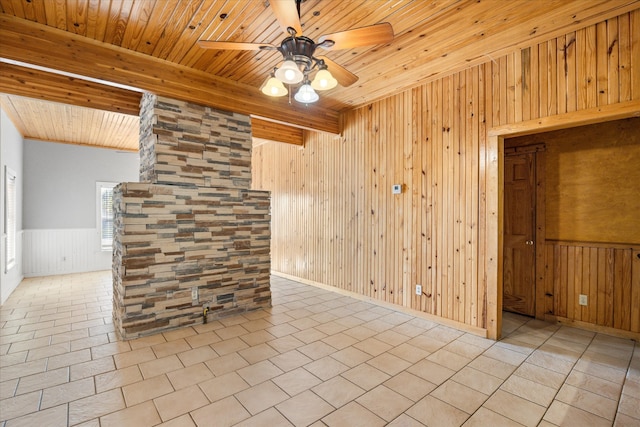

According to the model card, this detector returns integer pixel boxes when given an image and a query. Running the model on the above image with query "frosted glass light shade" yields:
[261,76,288,97]
[294,83,319,103]
[311,68,337,90]
[275,60,304,84]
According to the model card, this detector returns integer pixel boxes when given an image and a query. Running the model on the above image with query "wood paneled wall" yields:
[252,10,640,336]
[543,241,640,334]
[22,229,112,277]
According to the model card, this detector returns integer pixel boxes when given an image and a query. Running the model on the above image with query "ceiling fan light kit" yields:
[197,0,394,104]
[269,34,329,103]
[294,81,320,104]
[274,58,304,84]
[311,67,338,91]
[260,73,288,97]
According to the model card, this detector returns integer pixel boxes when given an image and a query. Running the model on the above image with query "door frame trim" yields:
[484,99,640,340]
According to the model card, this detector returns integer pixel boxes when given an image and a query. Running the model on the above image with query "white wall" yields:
[24,140,139,229]
[1,107,24,304]
[23,139,139,277]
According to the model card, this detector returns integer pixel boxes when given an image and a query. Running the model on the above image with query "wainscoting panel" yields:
[1,231,24,304]
[22,229,112,277]
[543,240,640,333]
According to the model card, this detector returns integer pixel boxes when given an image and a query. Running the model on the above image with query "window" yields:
[97,182,117,251]
[4,167,16,271]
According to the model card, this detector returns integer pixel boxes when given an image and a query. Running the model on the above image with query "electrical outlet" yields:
[192,288,199,305]
[579,294,588,306]
[415,284,422,296]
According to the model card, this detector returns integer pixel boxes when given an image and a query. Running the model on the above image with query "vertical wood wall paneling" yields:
[454,71,463,323]
[435,77,444,318]
[252,10,640,336]
[423,84,433,315]
[567,31,578,113]
[589,247,598,323]
[443,75,452,320]
[557,34,567,114]
[479,62,489,329]
[543,244,554,316]
[634,11,640,100]
[619,14,632,102]
[410,86,420,310]
[608,17,620,104]
[471,65,481,327]
[596,21,608,107]
[544,242,639,333]
[632,250,640,332]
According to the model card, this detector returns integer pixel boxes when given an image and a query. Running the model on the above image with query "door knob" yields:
[525,240,534,245]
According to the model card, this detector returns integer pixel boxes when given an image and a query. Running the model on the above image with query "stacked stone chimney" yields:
[112,94,271,339]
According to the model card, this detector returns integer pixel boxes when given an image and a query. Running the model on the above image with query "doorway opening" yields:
[485,100,640,340]
[491,106,640,340]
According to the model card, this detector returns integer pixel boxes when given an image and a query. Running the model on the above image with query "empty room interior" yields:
[1,1,639,426]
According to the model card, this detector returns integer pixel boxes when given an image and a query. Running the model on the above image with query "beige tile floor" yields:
[1,271,639,427]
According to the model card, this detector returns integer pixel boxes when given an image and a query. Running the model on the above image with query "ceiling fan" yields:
[197,0,394,103]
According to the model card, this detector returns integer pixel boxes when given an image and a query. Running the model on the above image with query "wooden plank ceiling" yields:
[0,0,638,151]
[0,93,140,151]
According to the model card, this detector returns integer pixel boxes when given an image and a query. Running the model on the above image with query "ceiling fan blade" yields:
[318,23,394,50]
[270,0,303,36]
[317,56,359,87]
[197,40,275,50]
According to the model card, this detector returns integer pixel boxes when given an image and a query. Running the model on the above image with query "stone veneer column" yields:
[112,94,271,339]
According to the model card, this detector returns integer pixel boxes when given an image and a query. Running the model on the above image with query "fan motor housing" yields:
[279,36,316,70]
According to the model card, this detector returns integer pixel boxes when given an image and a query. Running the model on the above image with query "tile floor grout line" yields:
[434,319,539,426]
[534,322,596,427]
[611,339,638,425]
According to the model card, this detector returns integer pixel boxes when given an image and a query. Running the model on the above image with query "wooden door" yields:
[503,152,536,316]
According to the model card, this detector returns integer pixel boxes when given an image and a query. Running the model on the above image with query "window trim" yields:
[4,166,16,272]
[97,181,117,252]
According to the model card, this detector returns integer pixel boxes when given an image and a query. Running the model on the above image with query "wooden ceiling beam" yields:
[0,14,339,135]
[0,61,142,116]
[0,61,305,146]
[252,118,304,146]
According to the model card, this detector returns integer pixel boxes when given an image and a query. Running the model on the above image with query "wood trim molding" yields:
[544,314,640,342]
[546,240,640,250]
[0,14,340,135]
[489,100,640,137]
